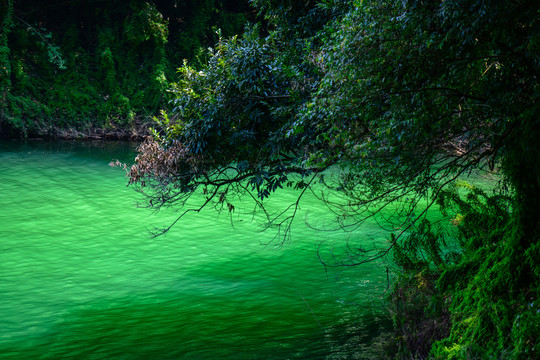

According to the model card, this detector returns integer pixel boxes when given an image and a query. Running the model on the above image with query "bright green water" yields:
[0,140,391,359]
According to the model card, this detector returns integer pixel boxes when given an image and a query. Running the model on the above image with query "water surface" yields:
[0,140,391,359]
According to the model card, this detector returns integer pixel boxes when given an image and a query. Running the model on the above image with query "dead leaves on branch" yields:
[111,137,206,188]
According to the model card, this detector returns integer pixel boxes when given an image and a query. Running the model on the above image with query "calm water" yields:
[0,140,392,359]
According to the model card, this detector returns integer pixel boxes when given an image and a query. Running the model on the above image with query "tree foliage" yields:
[127,0,539,357]
[0,0,250,137]
[131,0,538,242]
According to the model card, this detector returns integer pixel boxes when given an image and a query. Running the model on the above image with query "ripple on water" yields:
[0,140,391,359]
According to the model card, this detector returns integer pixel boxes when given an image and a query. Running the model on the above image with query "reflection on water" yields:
[0,140,391,359]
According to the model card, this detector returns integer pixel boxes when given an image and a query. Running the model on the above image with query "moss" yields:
[388,183,539,359]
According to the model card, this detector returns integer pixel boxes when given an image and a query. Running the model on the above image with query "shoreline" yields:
[0,118,151,142]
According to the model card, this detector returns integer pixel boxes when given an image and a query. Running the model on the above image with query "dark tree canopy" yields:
[130,0,538,244]
[0,0,250,137]
[127,0,539,357]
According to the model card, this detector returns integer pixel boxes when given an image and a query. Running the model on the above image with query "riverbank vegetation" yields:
[0,0,250,138]
[126,0,539,358]
[3,0,539,358]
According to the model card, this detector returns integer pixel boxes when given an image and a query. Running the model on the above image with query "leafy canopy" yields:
[127,0,539,357]
[129,0,538,245]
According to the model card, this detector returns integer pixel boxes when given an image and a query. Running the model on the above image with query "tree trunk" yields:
[505,107,540,287]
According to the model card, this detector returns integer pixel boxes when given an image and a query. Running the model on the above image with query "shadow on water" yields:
[1,293,391,360]
[0,139,139,164]
[0,140,393,359]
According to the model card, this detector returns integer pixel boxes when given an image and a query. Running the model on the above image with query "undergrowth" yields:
[388,181,539,359]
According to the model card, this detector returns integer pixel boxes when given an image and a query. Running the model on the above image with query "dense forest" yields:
[2,0,539,358]
[0,0,250,137]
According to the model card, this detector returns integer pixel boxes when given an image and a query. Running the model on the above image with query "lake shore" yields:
[1,117,151,141]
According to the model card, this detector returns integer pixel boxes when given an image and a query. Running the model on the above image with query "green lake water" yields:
[0,140,392,359]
